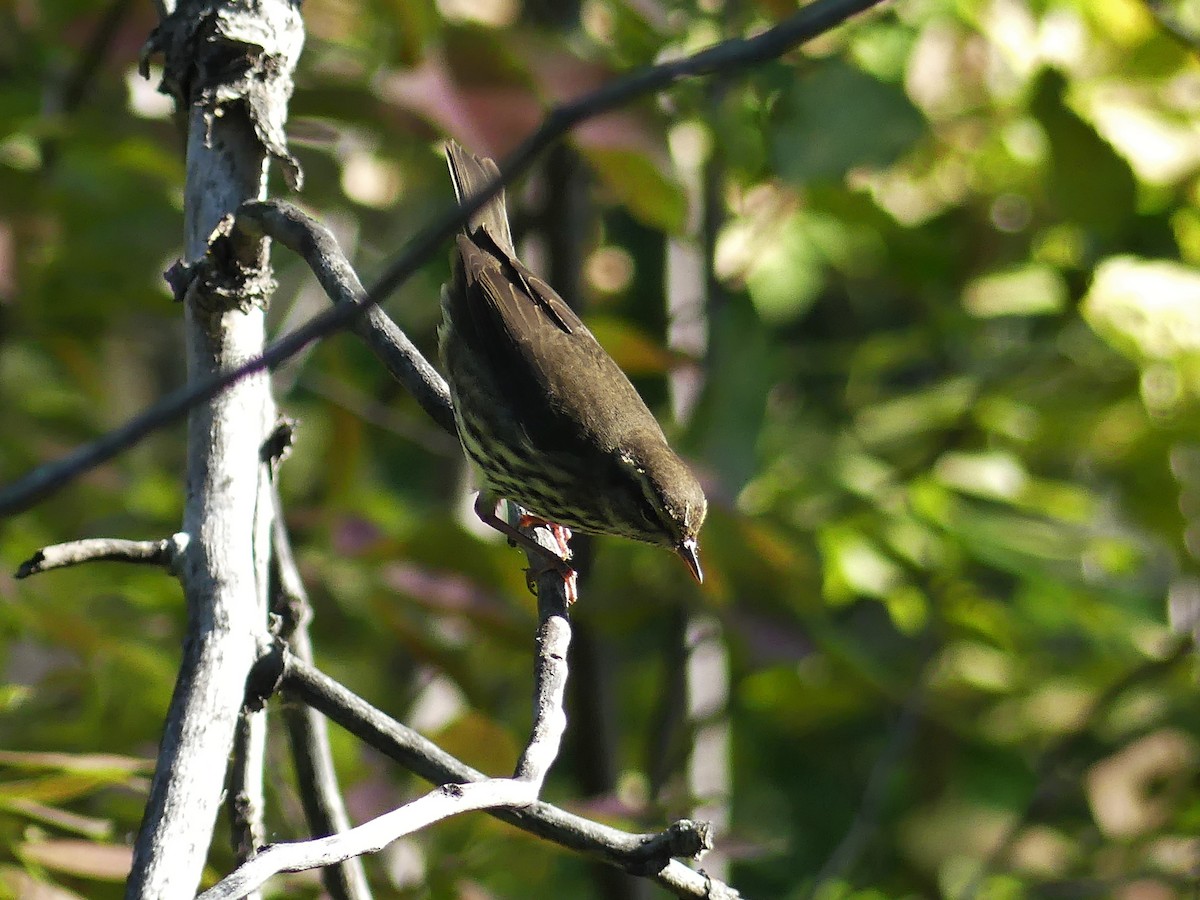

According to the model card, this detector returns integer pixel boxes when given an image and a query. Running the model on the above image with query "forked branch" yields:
[198,555,577,900]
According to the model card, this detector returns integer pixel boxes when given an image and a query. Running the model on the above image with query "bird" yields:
[439,141,707,601]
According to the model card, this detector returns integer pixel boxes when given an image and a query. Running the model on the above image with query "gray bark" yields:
[126,2,303,896]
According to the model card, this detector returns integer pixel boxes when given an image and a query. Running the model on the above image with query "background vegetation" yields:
[3,0,1200,896]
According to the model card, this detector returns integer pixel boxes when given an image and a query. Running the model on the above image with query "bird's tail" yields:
[445,141,515,256]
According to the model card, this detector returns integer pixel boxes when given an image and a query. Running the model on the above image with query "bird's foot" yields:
[518,515,572,560]
[474,495,577,603]
[518,516,576,604]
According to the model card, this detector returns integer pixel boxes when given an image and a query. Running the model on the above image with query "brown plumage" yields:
[439,141,707,586]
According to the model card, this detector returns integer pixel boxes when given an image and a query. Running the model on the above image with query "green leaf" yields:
[584,147,687,233]
[771,59,925,184]
[1031,69,1136,241]
[1083,255,1200,368]
[962,264,1068,318]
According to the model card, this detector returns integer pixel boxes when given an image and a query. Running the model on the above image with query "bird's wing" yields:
[444,142,663,453]
[474,228,580,336]
[455,236,659,453]
[454,236,568,367]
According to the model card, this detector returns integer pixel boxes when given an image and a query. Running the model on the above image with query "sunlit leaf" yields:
[1083,255,1200,368]
[962,264,1067,318]
[584,147,687,233]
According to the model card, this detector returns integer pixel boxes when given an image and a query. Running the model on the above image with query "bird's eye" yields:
[621,455,663,532]
[630,484,659,529]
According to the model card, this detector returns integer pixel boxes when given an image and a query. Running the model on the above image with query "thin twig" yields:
[198,780,549,900]
[234,201,455,436]
[221,421,277,898]
[0,0,889,515]
[272,484,373,900]
[15,536,183,578]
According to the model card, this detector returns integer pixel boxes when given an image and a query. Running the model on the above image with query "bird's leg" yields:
[473,495,578,602]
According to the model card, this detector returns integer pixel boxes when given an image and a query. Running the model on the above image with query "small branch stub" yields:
[16,535,184,579]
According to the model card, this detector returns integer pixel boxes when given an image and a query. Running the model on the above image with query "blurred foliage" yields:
[4,0,1200,897]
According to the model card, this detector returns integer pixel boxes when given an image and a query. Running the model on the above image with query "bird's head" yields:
[615,432,707,583]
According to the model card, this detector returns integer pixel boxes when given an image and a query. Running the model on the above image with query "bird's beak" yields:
[676,538,703,584]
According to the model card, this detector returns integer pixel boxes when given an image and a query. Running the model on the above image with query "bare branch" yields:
[199,548,575,900]
[280,656,729,897]
[15,536,184,579]
[197,780,537,900]
[124,0,302,894]
[225,519,715,897]
[0,0,888,515]
[227,710,269,867]
[235,200,456,436]
[227,708,269,900]
[220,419,281,900]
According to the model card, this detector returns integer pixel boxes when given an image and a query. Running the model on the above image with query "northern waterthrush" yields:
[440,142,707,595]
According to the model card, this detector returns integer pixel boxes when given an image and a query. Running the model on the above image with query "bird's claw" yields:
[518,515,573,561]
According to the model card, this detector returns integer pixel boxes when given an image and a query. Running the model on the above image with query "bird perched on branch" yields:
[439,141,707,601]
